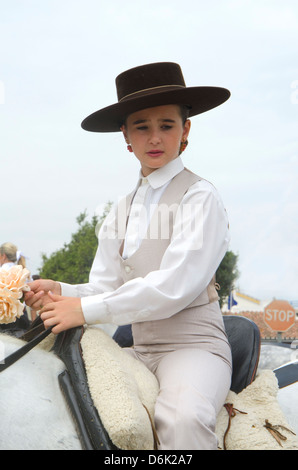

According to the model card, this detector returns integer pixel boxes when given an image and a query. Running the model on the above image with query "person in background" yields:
[0,242,26,270]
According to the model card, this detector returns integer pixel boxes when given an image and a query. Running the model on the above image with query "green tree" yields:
[216,251,239,307]
[39,204,112,283]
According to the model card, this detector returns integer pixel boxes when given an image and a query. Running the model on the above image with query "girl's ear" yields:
[182,119,191,141]
[120,125,128,142]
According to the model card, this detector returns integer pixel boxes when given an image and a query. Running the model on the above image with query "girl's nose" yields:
[149,130,161,145]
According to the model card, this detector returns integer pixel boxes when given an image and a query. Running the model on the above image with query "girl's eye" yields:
[134,124,173,131]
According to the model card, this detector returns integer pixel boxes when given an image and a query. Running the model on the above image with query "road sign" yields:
[264,300,296,332]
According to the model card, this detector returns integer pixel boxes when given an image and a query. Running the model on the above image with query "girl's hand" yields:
[24,279,61,310]
[39,292,85,334]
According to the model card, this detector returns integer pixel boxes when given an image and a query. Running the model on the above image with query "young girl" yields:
[25,62,232,450]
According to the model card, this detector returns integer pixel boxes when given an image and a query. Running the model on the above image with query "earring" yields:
[124,137,133,153]
[179,139,188,154]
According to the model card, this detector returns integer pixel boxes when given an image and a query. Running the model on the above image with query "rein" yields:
[0,326,53,373]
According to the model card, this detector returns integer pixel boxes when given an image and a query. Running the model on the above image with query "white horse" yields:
[0,331,298,450]
[0,324,116,451]
[0,332,82,450]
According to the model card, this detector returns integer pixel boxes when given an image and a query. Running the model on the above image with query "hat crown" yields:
[116,62,186,102]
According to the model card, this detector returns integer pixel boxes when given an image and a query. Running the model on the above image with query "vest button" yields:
[125,265,132,273]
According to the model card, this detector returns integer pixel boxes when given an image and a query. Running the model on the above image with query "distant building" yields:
[222,291,270,313]
[222,290,298,341]
[222,290,298,314]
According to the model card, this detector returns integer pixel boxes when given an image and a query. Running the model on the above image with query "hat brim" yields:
[81,86,230,133]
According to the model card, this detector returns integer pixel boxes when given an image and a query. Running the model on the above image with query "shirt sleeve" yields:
[79,180,230,326]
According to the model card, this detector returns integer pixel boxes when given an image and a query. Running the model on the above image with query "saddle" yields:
[54,315,261,450]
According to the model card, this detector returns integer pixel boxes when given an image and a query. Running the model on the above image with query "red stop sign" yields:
[264,300,296,332]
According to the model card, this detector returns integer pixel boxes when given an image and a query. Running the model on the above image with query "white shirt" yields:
[61,157,230,325]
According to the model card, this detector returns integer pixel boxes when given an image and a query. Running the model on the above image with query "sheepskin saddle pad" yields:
[81,328,298,451]
[81,327,159,450]
[216,370,298,450]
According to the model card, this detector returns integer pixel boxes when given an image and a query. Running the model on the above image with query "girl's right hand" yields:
[24,279,61,311]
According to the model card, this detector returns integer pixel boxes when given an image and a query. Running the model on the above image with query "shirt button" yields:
[125,265,132,273]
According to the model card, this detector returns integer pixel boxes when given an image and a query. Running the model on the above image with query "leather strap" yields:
[20,315,45,342]
[223,403,247,450]
[0,326,53,373]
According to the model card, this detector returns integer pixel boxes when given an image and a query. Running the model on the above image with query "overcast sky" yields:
[1,0,297,302]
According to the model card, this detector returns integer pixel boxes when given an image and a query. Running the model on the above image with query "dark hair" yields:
[179,105,191,124]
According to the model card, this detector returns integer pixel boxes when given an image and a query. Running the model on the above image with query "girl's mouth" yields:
[147,150,164,157]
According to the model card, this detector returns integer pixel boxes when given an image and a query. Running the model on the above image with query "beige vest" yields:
[115,168,231,352]
[117,168,219,308]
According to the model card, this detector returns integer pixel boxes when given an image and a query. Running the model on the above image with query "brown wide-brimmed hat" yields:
[81,62,230,132]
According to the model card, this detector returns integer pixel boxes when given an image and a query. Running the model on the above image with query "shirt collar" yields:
[138,157,184,189]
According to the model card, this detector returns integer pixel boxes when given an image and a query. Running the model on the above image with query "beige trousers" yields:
[125,301,232,450]
[125,346,231,450]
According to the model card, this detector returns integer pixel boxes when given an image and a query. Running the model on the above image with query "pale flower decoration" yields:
[0,265,31,324]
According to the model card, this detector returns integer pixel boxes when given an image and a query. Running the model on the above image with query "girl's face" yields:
[121,105,191,176]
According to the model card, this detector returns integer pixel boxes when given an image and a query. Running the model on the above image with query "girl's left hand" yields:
[39,292,85,334]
